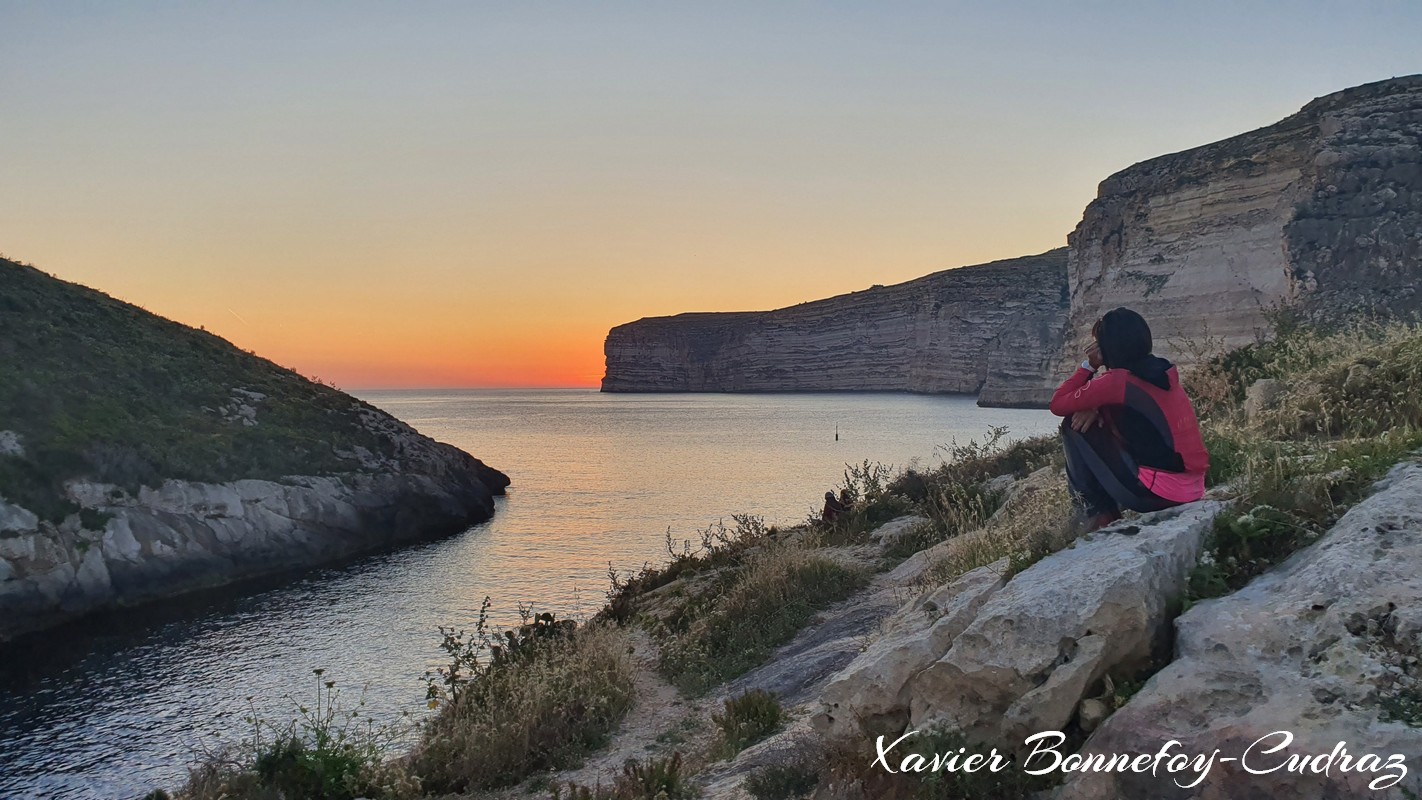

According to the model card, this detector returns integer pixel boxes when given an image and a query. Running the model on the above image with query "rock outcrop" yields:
[908,502,1222,746]
[1031,75,1422,402]
[813,559,1008,741]
[602,250,1070,406]
[0,434,508,642]
[808,501,1223,754]
[602,75,1422,406]
[1056,462,1422,799]
[0,258,509,641]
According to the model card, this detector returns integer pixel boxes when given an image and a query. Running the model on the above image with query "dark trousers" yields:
[1060,418,1177,516]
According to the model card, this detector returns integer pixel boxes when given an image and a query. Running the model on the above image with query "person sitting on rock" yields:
[1049,307,1209,532]
[822,490,850,524]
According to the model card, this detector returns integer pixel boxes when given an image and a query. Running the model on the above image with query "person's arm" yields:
[1049,366,1127,416]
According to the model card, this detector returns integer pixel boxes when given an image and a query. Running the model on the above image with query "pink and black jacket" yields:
[1049,361,1209,504]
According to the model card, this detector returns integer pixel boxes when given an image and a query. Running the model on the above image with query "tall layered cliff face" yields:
[603,75,1422,406]
[602,250,1069,406]
[1036,75,1422,399]
[0,259,510,641]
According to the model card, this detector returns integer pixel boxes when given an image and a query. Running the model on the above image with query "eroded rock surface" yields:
[812,559,1008,741]
[908,502,1223,745]
[1056,462,1422,799]
[1039,76,1422,402]
[0,424,509,642]
[601,250,1070,406]
[601,76,1422,407]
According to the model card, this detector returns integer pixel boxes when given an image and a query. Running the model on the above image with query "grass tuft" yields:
[658,544,866,694]
[410,615,635,792]
[712,689,786,758]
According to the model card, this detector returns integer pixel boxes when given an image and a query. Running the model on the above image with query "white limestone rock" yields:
[908,501,1224,745]
[812,559,1008,741]
[869,515,928,549]
[1056,462,1422,799]
[0,430,23,457]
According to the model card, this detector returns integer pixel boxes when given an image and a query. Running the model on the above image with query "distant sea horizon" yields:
[0,389,1059,799]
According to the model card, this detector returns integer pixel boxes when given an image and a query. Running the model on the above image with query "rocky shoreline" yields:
[0,426,509,643]
[0,257,511,643]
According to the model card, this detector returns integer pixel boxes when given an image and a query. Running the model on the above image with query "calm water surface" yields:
[0,390,1057,799]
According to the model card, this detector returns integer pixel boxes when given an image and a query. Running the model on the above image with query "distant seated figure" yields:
[1049,307,1209,533]
[822,490,849,524]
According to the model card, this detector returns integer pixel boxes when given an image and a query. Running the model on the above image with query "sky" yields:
[2,2,1419,389]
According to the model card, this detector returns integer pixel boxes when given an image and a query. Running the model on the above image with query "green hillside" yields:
[0,256,418,522]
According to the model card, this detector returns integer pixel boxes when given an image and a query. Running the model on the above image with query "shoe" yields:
[1086,511,1122,532]
[1067,509,1121,536]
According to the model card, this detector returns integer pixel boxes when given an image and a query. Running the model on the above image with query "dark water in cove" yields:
[0,390,1057,799]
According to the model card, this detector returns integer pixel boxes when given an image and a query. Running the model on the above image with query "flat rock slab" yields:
[722,577,902,707]
[910,501,1223,746]
[1057,462,1422,800]
[812,559,1009,741]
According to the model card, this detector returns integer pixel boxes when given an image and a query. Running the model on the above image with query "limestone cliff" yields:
[602,250,1070,406]
[0,258,510,641]
[1032,75,1422,401]
[602,75,1422,406]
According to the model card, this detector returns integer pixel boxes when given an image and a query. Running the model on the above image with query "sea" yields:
[0,390,1059,799]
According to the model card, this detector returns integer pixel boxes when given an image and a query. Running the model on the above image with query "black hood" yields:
[1124,355,1174,390]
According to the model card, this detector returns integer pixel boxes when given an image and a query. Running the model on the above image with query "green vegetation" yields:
[604,514,867,694]
[881,428,1061,560]
[171,314,1422,799]
[744,761,820,800]
[180,672,416,800]
[410,608,634,792]
[178,608,633,799]
[1182,321,1422,602]
[1380,686,1422,728]
[657,540,866,694]
[711,690,786,759]
[550,753,698,800]
[0,257,400,522]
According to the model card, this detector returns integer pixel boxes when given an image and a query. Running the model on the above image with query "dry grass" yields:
[657,542,866,694]
[920,469,1075,586]
[1183,320,1422,600]
[409,623,635,792]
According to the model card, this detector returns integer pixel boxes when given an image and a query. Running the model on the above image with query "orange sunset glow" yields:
[4,3,1418,388]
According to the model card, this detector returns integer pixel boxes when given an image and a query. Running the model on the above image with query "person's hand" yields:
[1086,341,1104,370]
[1070,408,1102,432]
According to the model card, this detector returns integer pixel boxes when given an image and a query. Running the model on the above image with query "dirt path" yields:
[550,629,709,791]
[468,629,712,799]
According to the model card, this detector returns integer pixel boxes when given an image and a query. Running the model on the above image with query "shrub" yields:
[712,690,785,758]
[922,470,1075,586]
[176,671,414,800]
[745,761,819,800]
[602,515,776,625]
[410,609,634,792]
[892,429,1060,556]
[658,545,866,694]
[1185,319,1422,602]
[1188,430,1422,601]
[550,753,697,800]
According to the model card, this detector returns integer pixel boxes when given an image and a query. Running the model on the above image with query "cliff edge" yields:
[1035,74,1422,401]
[0,257,510,641]
[602,249,1069,406]
[601,75,1422,406]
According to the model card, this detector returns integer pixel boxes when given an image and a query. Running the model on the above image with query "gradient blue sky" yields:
[2,2,1419,386]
